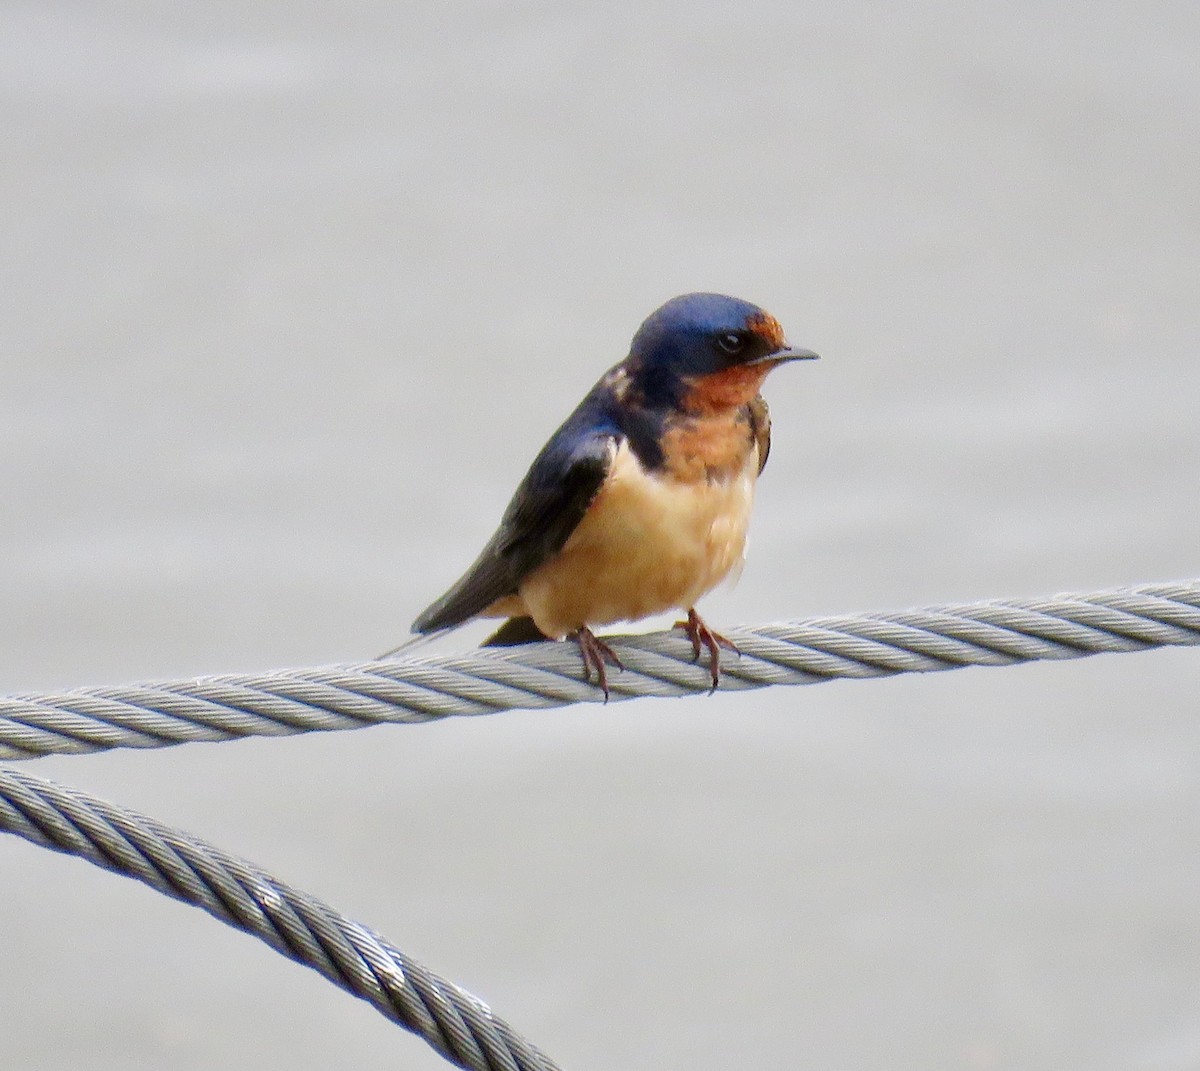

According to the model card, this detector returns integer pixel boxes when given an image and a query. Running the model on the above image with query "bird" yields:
[408,292,818,698]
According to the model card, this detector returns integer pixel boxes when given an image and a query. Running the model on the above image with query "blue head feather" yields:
[626,292,781,406]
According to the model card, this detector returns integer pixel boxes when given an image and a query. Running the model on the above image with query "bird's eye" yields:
[716,332,744,354]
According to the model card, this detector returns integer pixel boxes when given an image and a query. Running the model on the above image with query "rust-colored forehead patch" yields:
[746,311,785,350]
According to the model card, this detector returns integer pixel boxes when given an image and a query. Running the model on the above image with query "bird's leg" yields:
[674,608,738,691]
[572,626,624,702]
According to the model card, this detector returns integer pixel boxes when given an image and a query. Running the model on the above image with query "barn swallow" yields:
[410,292,818,697]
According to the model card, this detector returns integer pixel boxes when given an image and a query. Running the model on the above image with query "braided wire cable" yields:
[3,578,1199,1067]
[0,763,561,1071]
[2,580,1198,761]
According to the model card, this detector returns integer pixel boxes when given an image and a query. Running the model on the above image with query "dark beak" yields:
[750,345,820,366]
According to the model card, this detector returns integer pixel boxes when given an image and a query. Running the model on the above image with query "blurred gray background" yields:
[2,3,1199,1069]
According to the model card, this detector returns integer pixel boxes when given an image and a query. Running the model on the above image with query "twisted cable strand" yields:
[2,580,1198,761]
[2,579,1198,1068]
[0,764,559,1071]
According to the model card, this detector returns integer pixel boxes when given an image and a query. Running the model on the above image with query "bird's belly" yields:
[517,443,757,637]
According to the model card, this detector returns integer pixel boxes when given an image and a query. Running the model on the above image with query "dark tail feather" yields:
[377,629,450,659]
[483,616,549,647]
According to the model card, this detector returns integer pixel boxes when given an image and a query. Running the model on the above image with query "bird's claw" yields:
[573,626,624,702]
[673,608,738,692]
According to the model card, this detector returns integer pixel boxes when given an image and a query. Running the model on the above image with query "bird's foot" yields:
[673,608,738,692]
[572,626,624,702]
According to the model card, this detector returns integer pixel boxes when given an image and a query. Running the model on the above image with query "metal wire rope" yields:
[1,580,1197,761]
[3,578,1198,1068]
[0,764,560,1071]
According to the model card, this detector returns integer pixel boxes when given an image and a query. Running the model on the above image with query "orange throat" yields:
[680,364,772,414]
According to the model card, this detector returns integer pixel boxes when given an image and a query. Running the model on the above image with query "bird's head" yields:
[625,292,818,413]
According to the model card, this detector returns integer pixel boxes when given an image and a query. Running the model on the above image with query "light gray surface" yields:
[2,3,1198,1069]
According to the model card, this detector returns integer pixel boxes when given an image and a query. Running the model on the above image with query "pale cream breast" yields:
[516,440,759,638]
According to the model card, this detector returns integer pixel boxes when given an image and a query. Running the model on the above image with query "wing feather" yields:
[412,425,618,634]
[748,395,772,475]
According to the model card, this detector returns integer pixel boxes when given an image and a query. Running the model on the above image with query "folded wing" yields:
[412,425,619,634]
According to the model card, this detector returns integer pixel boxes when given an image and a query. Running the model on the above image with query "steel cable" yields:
[0,764,560,1071]
[2,580,1197,761]
[3,579,1198,1067]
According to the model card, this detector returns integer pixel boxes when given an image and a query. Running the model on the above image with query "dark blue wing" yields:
[412,403,619,634]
